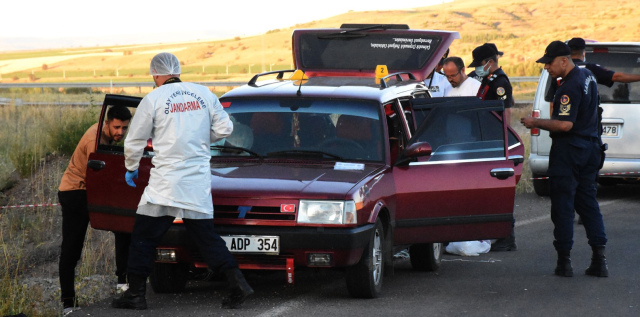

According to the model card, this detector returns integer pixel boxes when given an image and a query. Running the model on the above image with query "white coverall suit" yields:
[125,80,233,217]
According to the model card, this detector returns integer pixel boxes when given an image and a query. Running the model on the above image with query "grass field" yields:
[2,0,638,84]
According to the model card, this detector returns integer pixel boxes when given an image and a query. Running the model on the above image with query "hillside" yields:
[0,0,638,82]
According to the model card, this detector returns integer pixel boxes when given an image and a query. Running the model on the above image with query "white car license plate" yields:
[602,124,619,137]
[222,235,279,254]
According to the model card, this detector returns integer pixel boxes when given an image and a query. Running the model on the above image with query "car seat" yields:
[249,113,291,154]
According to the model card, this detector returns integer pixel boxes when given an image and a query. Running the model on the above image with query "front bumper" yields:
[158,223,374,267]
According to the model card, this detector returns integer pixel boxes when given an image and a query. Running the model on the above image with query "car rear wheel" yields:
[346,219,384,298]
[409,243,443,271]
[150,262,188,293]
[533,174,550,196]
[597,177,619,186]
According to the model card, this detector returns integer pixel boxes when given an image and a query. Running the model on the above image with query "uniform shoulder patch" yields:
[560,95,570,105]
[497,87,505,96]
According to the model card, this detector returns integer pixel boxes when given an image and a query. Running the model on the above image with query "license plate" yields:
[222,235,279,254]
[602,124,619,137]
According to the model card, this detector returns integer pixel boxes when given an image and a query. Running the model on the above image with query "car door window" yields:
[409,99,506,163]
[586,50,640,103]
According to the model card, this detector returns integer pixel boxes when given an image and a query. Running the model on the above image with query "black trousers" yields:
[127,214,238,277]
[548,137,607,251]
[58,190,131,301]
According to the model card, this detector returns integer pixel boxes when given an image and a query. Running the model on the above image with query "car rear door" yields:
[392,98,516,245]
[86,94,146,233]
[586,43,640,172]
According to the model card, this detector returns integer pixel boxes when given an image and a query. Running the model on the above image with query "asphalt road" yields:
[79,183,640,317]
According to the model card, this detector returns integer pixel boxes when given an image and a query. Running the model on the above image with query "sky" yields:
[1,0,452,51]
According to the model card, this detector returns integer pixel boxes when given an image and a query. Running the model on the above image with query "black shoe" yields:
[585,245,609,277]
[222,269,254,309]
[491,233,518,251]
[62,297,81,316]
[112,273,148,310]
[554,250,573,277]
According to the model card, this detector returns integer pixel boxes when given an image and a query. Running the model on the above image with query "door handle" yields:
[87,160,106,171]
[490,168,514,180]
[508,155,524,166]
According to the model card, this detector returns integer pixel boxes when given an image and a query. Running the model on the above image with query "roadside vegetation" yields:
[0,103,118,316]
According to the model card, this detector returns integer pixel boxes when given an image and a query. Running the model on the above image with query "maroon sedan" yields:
[86,24,524,298]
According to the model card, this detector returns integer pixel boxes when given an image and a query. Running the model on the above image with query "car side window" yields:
[96,105,137,154]
[412,105,505,163]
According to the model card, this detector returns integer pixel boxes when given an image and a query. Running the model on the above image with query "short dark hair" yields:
[442,57,465,72]
[106,106,132,122]
[571,48,585,56]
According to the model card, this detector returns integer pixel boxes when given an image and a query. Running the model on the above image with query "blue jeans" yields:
[127,214,237,277]
[549,137,607,251]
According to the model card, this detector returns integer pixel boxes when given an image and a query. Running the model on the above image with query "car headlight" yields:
[297,200,357,225]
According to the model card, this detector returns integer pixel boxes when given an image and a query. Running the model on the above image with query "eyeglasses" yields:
[444,71,461,80]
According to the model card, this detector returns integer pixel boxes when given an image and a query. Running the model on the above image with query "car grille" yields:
[214,205,296,221]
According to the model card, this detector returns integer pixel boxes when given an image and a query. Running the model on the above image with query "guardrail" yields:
[0,77,539,89]
[0,81,246,89]
[0,77,539,106]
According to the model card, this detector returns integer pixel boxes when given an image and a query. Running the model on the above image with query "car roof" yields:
[221,76,427,103]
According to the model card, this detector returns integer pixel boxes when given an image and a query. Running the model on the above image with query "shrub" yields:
[234,36,241,41]
[41,64,48,71]
[12,76,18,81]
[28,74,37,82]
[47,105,99,156]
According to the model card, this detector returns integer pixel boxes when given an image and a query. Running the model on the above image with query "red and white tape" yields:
[530,171,640,180]
[1,203,60,209]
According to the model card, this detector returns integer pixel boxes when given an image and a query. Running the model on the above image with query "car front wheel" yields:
[409,242,443,271]
[345,219,384,298]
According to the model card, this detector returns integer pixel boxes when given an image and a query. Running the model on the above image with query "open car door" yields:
[392,98,517,245]
[86,94,147,233]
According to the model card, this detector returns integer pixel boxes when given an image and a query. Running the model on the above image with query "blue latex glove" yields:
[125,170,138,188]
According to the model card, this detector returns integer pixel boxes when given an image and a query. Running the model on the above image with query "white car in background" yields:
[529,42,640,195]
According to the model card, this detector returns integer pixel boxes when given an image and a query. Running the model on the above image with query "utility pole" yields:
[261,34,265,72]
[249,64,254,74]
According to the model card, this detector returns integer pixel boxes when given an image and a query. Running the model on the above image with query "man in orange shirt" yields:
[58,106,132,315]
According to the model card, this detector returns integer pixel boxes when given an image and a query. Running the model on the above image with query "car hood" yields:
[210,161,382,199]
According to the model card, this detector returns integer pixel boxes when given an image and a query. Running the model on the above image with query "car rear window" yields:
[587,51,640,103]
[298,33,442,70]
[214,98,384,162]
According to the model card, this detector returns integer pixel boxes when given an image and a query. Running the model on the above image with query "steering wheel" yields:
[317,138,367,156]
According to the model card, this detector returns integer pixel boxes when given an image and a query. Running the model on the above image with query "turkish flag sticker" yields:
[281,204,296,213]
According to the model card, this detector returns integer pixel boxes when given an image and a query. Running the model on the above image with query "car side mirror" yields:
[403,142,432,158]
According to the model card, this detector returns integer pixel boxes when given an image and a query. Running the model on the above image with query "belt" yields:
[552,134,599,142]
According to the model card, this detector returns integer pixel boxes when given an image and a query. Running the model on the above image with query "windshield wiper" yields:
[210,145,262,159]
[266,150,343,160]
[317,24,391,39]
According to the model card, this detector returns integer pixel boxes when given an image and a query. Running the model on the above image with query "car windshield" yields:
[587,51,640,103]
[212,98,384,162]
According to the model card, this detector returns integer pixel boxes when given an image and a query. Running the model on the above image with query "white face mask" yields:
[475,61,491,77]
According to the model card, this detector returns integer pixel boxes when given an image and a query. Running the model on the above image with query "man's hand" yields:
[521,116,537,129]
[125,170,138,188]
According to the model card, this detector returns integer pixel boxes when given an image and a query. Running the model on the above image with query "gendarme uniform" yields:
[548,64,607,252]
[477,68,515,108]
[545,59,615,102]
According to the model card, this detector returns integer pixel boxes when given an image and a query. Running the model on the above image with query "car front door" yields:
[85,94,146,233]
[392,98,516,245]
